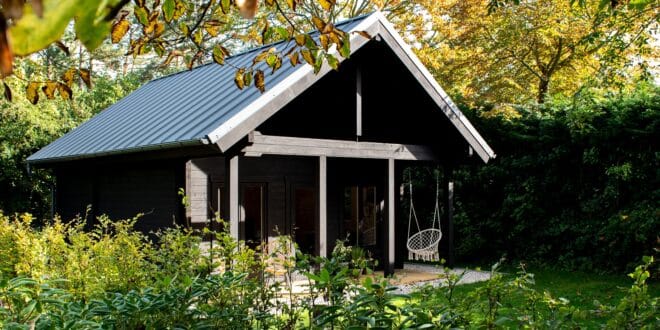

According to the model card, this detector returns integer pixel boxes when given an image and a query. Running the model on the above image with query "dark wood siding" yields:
[55,161,183,232]
[186,155,316,240]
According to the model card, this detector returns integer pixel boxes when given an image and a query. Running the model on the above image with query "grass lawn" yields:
[448,266,660,328]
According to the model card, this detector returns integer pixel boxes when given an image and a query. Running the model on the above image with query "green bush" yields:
[447,84,659,272]
[1,213,657,329]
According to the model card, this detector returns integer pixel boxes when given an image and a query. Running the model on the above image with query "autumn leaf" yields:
[294,34,305,46]
[319,34,329,50]
[254,69,265,93]
[236,0,258,19]
[325,54,339,70]
[311,17,325,31]
[111,19,130,43]
[288,51,299,66]
[3,82,11,102]
[243,70,253,87]
[204,22,221,37]
[193,28,203,46]
[61,68,76,87]
[220,0,231,14]
[319,0,335,10]
[162,0,175,22]
[286,0,297,11]
[41,81,58,99]
[0,15,13,77]
[3,0,24,20]
[26,82,40,104]
[57,82,72,100]
[301,49,314,65]
[253,50,269,65]
[213,45,226,65]
[134,6,149,26]
[353,31,372,40]
[54,41,70,56]
[234,68,245,90]
[79,69,91,88]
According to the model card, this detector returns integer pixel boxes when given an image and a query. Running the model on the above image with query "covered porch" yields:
[186,131,457,275]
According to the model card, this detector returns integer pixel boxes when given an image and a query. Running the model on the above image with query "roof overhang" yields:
[206,12,496,163]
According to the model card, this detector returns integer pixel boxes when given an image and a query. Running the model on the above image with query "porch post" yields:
[385,158,395,276]
[318,155,328,257]
[443,164,455,267]
[226,155,240,241]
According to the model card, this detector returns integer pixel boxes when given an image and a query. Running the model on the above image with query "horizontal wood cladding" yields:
[186,156,316,238]
[55,160,183,232]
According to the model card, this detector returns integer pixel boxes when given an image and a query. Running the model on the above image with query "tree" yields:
[407,0,658,106]
[0,0,380,103]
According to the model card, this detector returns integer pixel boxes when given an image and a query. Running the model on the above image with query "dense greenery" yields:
[446,84,659,272]
[0,73,143,217]
[0,213,657,328]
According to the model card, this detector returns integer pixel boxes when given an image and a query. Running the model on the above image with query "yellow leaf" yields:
[26,82,40,104]
[204,23,221,37]
[234,68,245,90]
[311,17,325,31]
[213,45,226,65]
[41,81,58,99]
[301,49,314,65]
[79,68,91,88]
[57,82,72,100]
[61,67,76,87]
[294,34,305,46]
[318,0,335,11]
[319,34,329,51]
[111,19,130,43]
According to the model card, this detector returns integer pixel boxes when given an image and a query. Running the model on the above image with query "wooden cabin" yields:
[28,12,495,275]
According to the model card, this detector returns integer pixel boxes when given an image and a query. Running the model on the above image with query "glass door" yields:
[342,185,377,248]
[241,183,266,249]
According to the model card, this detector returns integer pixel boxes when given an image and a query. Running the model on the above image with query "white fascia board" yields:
[372,12,496,162]
[206,13,382,151]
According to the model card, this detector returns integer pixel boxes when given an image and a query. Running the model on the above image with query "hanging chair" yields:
[406,170,442,262]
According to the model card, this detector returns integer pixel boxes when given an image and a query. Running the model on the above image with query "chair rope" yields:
[406,169,443,262]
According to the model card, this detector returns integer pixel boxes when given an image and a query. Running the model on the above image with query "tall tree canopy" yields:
[408,0,658,107]
[0,0,657,107]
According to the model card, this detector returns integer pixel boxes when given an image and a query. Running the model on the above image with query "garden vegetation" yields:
[0,212,657,329]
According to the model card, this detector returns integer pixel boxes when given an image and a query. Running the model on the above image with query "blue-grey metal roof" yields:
[27,15,369,164]
[29,12,496,164]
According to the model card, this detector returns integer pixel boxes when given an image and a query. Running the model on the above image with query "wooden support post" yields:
[318,155,328,258]
[385,158,395,276]
[226,155,240,241]
[443,164,455,267]
[356,67,362,138]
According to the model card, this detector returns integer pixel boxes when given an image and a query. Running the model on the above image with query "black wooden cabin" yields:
[28,13,495,275]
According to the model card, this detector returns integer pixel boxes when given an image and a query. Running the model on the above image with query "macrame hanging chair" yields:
[406,170,443,262]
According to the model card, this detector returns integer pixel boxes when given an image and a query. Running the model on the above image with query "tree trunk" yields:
[537,77,549,104]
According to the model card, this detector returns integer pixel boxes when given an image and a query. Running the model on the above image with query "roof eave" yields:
[26,138,208,165]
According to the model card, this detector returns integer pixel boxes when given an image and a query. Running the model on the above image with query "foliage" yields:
[408,0,658,105]
[445,83,659,272]
[0,71,143,217]
[0,212,658,328]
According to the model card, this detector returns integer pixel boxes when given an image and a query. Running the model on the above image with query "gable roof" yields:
[28,12,495,164]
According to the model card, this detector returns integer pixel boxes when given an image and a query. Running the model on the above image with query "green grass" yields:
[449,267,660,328]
